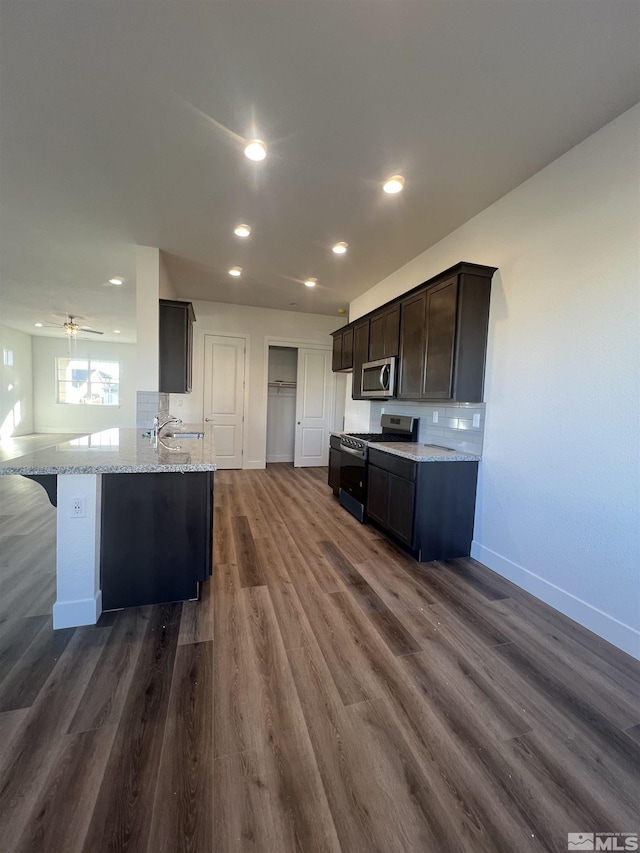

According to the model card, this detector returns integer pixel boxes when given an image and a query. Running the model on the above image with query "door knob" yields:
[297,421,301,425]
[205,417,214,422]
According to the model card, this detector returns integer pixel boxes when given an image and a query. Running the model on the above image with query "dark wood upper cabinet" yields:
[351,319,370,399]
[423,277,457,398]
[369,303,400,360]
[331,324,354,371]
[397,290,427,398]
[332,262,495,402]
[159,299,196,393]
[399,263,494,402]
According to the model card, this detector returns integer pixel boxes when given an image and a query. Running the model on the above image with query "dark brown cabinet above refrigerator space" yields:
[331,262,496,403]
[159,299,196,394]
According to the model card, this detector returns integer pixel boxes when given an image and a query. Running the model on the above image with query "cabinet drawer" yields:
[368,447,417,481]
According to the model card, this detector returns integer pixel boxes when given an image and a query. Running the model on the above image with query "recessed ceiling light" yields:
[304,278,317,288]
[244,140,266,161]
[234,224,251,237]
[113,329,121,334]
[34,322,43,327]
[332,242,348,255]
[382,175,405,194]
[108,276,124,285]
[229,266,243,277]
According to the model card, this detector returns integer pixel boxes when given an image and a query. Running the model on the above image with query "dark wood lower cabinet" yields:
[366,448,478,561]
[101,471,214,610]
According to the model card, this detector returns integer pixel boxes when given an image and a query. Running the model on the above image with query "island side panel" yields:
[53,473,103,629]
[100,471,214,610]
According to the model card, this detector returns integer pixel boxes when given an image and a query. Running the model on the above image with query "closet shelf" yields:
[268,381,297,388]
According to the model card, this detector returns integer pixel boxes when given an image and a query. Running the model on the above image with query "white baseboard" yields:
[471,542,640,660]
[266,455,294,463]
[53,591,102,629]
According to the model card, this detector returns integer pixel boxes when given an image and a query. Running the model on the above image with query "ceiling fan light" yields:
[332,242,348,255]
[229,266,242,277]
[304,278,317,288]
[234,224,251,237]
[244,140,266,161]
[382,175,405,194]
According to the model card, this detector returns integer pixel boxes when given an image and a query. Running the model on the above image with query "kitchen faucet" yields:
[153,413,182,439]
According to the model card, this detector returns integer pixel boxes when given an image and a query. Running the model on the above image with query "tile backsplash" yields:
[369,400,486,456]
[136,391,170,429]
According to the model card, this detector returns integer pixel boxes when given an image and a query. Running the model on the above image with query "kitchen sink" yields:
[165,431,205,440]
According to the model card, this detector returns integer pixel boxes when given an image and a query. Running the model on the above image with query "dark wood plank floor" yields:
[0,466,638,852]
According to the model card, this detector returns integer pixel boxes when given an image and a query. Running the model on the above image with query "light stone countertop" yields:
[331,432,480,462]
[367,441,481,462]
[0,425,217,475]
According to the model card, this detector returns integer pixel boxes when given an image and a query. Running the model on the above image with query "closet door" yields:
[294,349,332,467]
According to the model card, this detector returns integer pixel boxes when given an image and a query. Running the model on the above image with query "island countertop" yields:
[0,425,217,475]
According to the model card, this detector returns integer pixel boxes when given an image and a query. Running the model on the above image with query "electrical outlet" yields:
[71,497,86,518]
[473,413,481,428]
[432,411,439,424]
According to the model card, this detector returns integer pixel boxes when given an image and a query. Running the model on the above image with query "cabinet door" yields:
[351,320,370,399]
[387,472,416,545]
[342,327,354,369]
[332,332,343,371]
[383,305,400,357]
[398,290,427,399]
[366,464,388,526]
[369,313,386,361]
[369,305,400,360]
[159,300,195,393]
[423,277,457,398]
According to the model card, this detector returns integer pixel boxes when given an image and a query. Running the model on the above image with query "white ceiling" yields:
[1,1,638,344]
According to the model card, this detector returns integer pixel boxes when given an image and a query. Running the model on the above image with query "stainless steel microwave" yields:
[361,357,396,398]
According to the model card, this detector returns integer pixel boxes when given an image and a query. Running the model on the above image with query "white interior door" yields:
[203,334,246,469]
[294,348,332,467]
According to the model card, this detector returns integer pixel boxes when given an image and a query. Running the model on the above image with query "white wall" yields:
[136,245,160,392]
[32,336,137,432]
[0,325,34,437]
[171,301,340,468]
[349,105,640,658]
[159,252,177,299]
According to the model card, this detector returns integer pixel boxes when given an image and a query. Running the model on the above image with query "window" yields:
[56,358,120,406]
[3,349,13,366]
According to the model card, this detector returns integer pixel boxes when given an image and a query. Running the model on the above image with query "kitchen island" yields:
[0,426,217,628]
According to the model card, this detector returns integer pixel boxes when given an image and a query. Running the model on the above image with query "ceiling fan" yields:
[42,315,104,338]
[40,315,105,351]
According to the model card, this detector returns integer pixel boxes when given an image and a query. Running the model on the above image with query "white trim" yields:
[471,541,640,660]
[266,454,294,463]
[53,591,102,629]
[243,459,265,469]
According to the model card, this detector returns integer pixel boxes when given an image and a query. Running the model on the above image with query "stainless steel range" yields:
[339,414,419,522]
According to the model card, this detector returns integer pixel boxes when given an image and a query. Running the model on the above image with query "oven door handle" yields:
[340,444,367,460]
